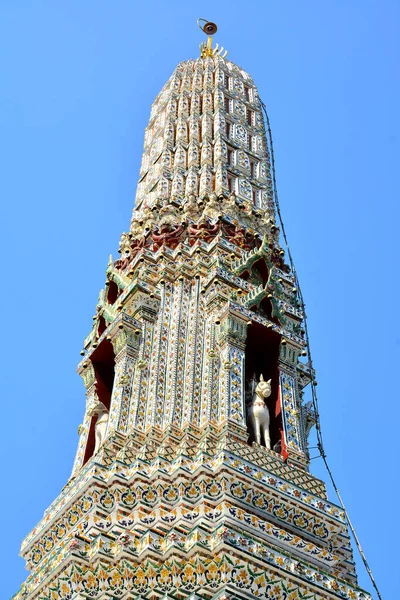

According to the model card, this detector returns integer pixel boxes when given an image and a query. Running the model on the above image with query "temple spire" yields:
[13,28,373,600]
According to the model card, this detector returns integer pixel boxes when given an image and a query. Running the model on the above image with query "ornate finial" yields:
[197,18,228,58]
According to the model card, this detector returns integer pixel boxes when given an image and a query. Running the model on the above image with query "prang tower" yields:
[15,26,372,600]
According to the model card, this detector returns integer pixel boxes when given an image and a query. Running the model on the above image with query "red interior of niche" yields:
[244,322,285,456]
[82,339,115,466]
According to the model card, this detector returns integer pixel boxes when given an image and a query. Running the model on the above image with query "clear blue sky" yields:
[1,1,399,598]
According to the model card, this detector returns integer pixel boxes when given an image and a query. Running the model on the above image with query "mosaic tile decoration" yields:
[14,39,371,600]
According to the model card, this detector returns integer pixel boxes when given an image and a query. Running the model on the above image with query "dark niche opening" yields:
[245,321,284,453]
[258,297,274,321]
[252,258,269,285]
[83,338,116,465]
[107,281,119,305]
[92,338,116,411]
[83,412,98,466]
[97,315,107,337]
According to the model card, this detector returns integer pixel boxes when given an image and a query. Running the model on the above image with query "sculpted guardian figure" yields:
[182,193,200,220]
[202,192,221,222]
[247,374,272,449]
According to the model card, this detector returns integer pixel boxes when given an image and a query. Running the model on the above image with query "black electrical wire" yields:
[260,98,383,600]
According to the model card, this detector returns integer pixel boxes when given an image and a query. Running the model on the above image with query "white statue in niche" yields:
[88,400,109,454]
[247,374,272,449]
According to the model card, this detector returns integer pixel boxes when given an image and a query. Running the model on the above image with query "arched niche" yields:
[97,315,107,337]
[83,338,116,465]
[107,281,119,305]
[251,257,269,285]
[245,321,283,453]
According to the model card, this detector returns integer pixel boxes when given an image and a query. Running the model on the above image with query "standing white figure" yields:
[89,400,109,454]
[247,374,272,449]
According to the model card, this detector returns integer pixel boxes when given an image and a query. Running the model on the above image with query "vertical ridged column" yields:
[182,278,201,427]
[129,307,156,431]
[171,279,190,427]
[163,278,184,428]
[216,312,248,430]
[279,340,308,468]
[108,323,141,435]
[148,282,173,430]
[202,318,218,427]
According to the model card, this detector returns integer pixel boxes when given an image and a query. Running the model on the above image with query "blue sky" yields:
[1,1,399,598]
